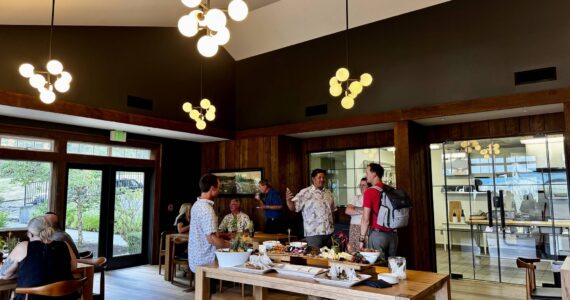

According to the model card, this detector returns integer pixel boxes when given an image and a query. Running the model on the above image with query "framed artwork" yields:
[210,168,263,196]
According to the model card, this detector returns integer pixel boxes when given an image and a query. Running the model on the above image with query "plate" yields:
[313,272,372,287]
[274,264,326,278]
[227,263,275,275]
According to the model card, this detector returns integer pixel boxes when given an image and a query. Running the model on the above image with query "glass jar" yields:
[388,256,407,279]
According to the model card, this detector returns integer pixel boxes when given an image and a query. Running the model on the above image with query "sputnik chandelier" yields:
[19,0,72,104]
[177,0,249,57]
[460,140,501,158]
[182,64,217,130]
[329,0,372,109]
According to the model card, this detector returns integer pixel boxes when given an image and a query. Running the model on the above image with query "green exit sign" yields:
[110,130,127,142]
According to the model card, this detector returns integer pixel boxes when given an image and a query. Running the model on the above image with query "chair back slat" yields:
[16,277,87,298]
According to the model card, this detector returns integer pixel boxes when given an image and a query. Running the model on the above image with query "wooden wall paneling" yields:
[529,115,546,133]
[504,117,520,136]
[545,113,565,132]
[564,104,570,225]
[394,121,435,272]
[488,118,506,137]
[519,116,531,134]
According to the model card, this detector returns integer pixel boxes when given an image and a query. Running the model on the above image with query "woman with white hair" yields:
[0,216,77,299]
[174,203,192,233]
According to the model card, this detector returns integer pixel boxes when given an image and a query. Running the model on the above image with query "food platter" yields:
[313,272,372,287]
[274,264,327,278]
[227,263,276,275]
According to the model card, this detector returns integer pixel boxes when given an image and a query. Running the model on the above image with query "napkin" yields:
[361,279,394,288]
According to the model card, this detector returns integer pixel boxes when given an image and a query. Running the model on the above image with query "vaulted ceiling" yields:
[0,0,450,60]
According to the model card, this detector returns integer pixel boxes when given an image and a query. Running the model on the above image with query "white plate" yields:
[227,263,275,275]
[274,264,326,278]
[313,273,372,287]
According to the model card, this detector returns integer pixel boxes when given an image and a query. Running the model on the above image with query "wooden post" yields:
[394,121,435,272]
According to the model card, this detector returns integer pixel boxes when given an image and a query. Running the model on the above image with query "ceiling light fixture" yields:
[19,0,71,104]
[329,0,372,109]
[182,63,217,130]
[177,0,249,58]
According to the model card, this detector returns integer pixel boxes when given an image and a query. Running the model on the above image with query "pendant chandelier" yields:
[328,0,372,109]
[177,0,249,57]
[19,0,72,104]
[182,63,217,130]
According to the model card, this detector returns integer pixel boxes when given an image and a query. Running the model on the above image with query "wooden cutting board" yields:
[449,201,462,222]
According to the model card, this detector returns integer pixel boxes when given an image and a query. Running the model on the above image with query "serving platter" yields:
[274,264,327,278]
[227,263,276,275]
[313,273,372,287]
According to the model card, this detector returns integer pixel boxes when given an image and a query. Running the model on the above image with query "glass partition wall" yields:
[309,147,396,205]
[432,134,569,284]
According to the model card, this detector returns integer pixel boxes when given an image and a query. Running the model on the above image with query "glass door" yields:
[65,165,151,269]
[432,134,568,284]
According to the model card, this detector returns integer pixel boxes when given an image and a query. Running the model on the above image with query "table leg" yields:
[435,277,450,300]
[253,286,267,300]
[195,267,211,300]
[164,235,172,281]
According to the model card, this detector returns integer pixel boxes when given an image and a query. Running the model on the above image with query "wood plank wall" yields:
[426,112,565,142]
[200,137,303,232]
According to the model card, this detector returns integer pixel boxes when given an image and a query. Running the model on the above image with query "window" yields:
[67,142,151,160]
[309,147,396,206]
[0,135,54,152]
[0,160,53,230]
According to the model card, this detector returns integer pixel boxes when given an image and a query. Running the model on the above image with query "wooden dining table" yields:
[163,232,296,281]
[0,262,93,300]
[195,263,450,300]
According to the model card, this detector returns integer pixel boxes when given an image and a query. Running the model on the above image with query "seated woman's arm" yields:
[0,241,27,280]
[177,222,189,233]
[65,241,78,271]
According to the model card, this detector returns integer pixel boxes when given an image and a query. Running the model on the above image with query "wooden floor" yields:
[99,265,526,300]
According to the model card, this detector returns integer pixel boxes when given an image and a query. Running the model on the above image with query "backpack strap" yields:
[369,185,383,216]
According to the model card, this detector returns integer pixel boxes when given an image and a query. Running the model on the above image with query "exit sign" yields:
[110,130,127,142]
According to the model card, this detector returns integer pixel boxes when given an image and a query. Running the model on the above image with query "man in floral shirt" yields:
[286,169,337,248]
[218,199,251,233]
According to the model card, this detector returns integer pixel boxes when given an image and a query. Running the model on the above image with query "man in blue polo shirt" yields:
[256,179,283,233]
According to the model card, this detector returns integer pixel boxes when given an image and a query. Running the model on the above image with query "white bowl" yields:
[289,242,307,248]
[262,240,280,250]
[378,272,399,284]
[215,249,252,267]
[360,251,380,264]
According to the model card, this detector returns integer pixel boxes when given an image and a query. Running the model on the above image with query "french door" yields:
[64,164,152,269]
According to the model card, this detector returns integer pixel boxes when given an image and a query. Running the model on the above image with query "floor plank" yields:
[100,265,525,300]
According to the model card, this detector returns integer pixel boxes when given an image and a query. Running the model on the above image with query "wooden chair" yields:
[15,277,87,300]
[170,236,193,289]
[516,257,561,300]
[158,230,175,275]
[79,250,94,259]
[78,257,107,300]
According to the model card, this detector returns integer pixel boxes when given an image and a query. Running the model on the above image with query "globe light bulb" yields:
[54,79,70,93]
[39,89,56,104]
[197,35,219,57]
[60,71,72,83]
[178,14,199,37]
[329,76,339,87]
[212,27,230,45]
[329,85,342,97]
[341,95,355,109]
[46,60,63,75]
[336,67,349,82]
[190,109,200,120]
[348,81,363,95]
[204,8,227,31]
[181,0,201,8]
[29,74,46,89]
[200,98,211,109]
[360,73,373,87]
[196,120,206,130]
[208,105,216,113]
[19,63,35,78]
[228,0,249,21]
[182,102,193,113]
[205,111,215,121]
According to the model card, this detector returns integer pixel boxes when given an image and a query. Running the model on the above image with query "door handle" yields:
[486,191,493,227]
[498,190,506,238]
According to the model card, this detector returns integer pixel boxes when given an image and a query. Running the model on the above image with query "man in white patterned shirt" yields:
[286,169,337,248]
[189,174,230,274]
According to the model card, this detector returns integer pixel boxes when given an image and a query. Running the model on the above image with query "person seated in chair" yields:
[44,212,80,258]
[174,203,192,234]
[0,216,77,300]
[218,199,251,234]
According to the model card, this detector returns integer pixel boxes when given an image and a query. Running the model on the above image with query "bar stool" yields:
[158,230,175,275]
[170,236,193,289]
[78,257,107,300]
